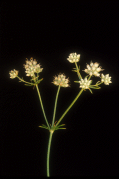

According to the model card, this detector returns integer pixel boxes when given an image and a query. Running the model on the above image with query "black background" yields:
[0,1,118,177]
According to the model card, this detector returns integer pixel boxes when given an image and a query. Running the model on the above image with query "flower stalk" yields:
[51,85,61,128]
[74,62,82,80]
[55,88,84,127]
[36,84,50,130]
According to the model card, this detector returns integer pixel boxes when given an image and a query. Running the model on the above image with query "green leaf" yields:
[36,78,43,84]
[96,81,101,85]
[41,124,48,127]
[72,70,77,72]
[55,127,66,130]
[56,124,65,128]
[24,84,34,86]
[74,81,79,83]
[30,78,34,82]
[89,88,93,94]
[38,124,49,130]
[90,86,101,89]
[84,75,90,79]
[53,124,66,131]
[96,87,101,89]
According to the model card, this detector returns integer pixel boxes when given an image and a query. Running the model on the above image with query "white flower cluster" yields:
[23,57,43,77]
[9,69,19,79]
[52,74,70,87]
[67,53,80,63]
[83,61,104,77]
[100,74,112,85]
[79,77,92,89]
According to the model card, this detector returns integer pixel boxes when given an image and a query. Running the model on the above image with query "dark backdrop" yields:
[0,1,118,177]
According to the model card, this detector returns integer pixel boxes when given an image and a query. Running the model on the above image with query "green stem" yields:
[17,76,34,85]
[47,131,53,177]
[35,84,50,130]
[52,85,61,127]
[55,88,84,127]
[75,62,82,80]
[92,81,103,86]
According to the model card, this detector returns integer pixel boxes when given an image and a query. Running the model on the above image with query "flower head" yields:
[67,53,80,63]
[100,74,112,85]
[79,77,92,89]
[23,57,43,77]
[52,73,70,87]
[9,69,19,79]
[83,61,104,77]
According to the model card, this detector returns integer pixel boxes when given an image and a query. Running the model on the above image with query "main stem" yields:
[35,84,50,130]
[47,131,53,177]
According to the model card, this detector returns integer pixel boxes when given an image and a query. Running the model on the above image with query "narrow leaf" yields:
[24,84,34,86]
[74,81,79,83]
[37,78,43,84]
[56,124,65,128]
[90,86,101,89]
[72,70,77,72]
[89,88,93,94]
[96,81,101,85]
[38,126,49,130]
[90,80,93,85]
[40,124,48,128]
[85,75,90,79]
[55,128,66,130]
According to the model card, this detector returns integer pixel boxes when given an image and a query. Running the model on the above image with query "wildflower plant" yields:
[9,53,112,177]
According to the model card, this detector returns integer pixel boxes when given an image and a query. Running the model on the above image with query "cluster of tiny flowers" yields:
[83,61,104,77]
[52,74,70,87]
[67,53,80,63]
[9,69,19,79]
[100,74,112,85]
[79,77,92,89]
[23,57,43,77]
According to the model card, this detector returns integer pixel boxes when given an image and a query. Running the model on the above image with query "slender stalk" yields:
[47,131,53,177]
[55,75,92,127]
[17,76,34,85]
[55,88,84,127]
[75,62,82,80]
[52,85,60,127]
[35,84,50,130]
